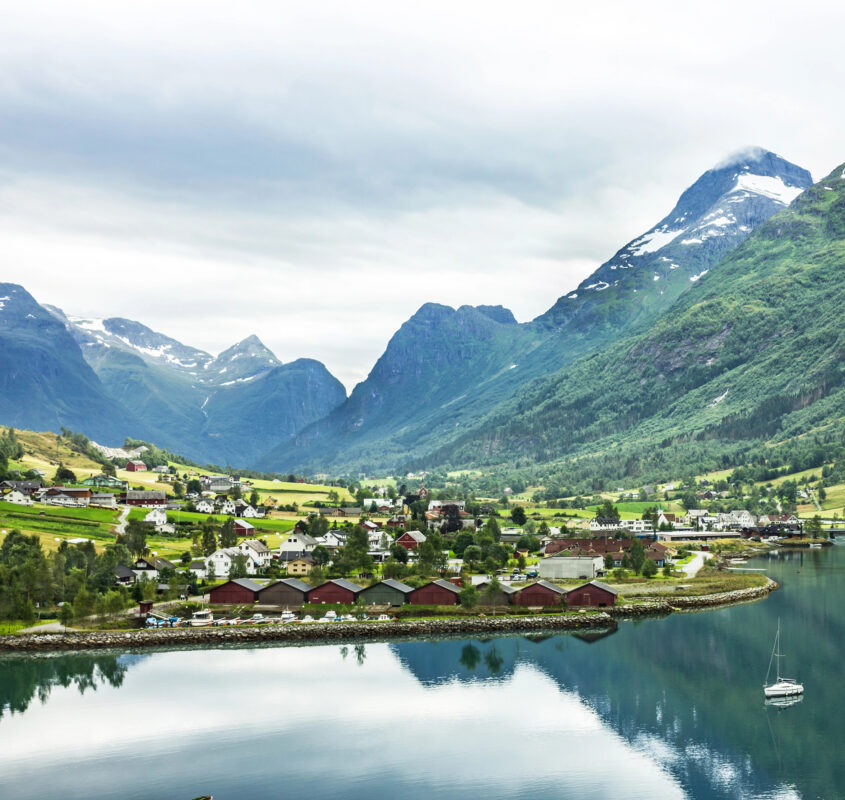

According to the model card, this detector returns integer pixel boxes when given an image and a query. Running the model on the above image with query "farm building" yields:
[565,580,618,608]
[234,519,255,537]
[257,578,311,607]
[514,580,566,607]
[209,578,262,605]
[126,460,147,472]
[475,581,518,606]
[358,579,414,606]
[409,579,460,606]
[307,579,363,604]
[123,490,167,507]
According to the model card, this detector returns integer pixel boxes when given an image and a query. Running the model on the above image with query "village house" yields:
[145,508,168,527]
[131,556,177,581]
[589,517,623,533]
[2,489,32,505]
[315,530,347,550]
[238,539,272,568]
[0,479,43,495]
[279,531,318,557]
[82,474,127,489]
[194,498,214,514]
[395,530,427,550]
[286,554,316,576]
[217,498,236,516]
[125,460,147,472]
[205,548,259,577]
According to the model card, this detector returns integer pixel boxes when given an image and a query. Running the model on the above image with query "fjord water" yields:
[2,547,843,800]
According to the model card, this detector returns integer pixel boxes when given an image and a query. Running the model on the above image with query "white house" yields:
[242,505,261,518]
[729,510,756,528]
[316,530,347,549]
[279,532,318,556]
[238,539,272,568]
[617,518,654,534]
[589,517,621,533]
[683,509,709,528]
[218,499,236,516]
[205,548,258,577]
[145,509,168,527]
[2,489,32,506]
[194,499,214,514]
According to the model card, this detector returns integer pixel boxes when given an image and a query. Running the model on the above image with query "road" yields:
[677,550,714,577]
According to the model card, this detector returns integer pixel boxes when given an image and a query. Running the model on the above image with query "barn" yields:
[234,519,255,537]
[514,580,566,607]
[307,579,363,604]
[565,580,618,608]
[257,578,311,607]
[395,531,426,550]
[123,490,167,507]
[358,579,414,606]
[209,578,261,605]
[126,460,147,472]
[408,579,460,606]
[475,581,518,606]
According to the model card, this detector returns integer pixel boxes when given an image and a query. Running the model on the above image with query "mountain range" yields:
[2,146,834,481]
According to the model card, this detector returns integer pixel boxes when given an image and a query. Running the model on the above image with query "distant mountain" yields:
[0,285,145,442]
[535,147,813,338]
[0,297,346,466]
[422,161,845,477]
[260,148,813,473]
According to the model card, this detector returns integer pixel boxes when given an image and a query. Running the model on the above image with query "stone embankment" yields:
[0,579,777,654]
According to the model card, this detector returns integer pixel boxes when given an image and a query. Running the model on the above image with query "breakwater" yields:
[0,579,777,653]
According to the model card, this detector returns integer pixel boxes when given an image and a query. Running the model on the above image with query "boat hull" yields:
[764,682,804,698]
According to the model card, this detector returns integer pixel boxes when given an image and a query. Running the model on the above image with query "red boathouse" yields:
[408,579,461,606]
[209,578,261,605]
[307,579,363,604]
[514,580,566,607]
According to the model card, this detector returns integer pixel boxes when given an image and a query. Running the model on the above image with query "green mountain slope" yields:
[419,162,845,477]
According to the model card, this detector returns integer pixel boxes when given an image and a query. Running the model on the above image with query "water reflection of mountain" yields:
[0,652,144,720]
[391,546,845,800]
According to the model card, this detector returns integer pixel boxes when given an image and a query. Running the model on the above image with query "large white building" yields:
[538,556,605,581]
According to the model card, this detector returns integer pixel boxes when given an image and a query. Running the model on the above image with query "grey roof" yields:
[531,580,567,595]
[126,490,167,499]
[582,580,619,596]
[240,538,268,553]
[427,579,461,595]
[260,578,311,594]
[325,578,364,593]
[114,565,135,579]
[364,578,414,594]
[477,581,518,595]
[225,578,262,592]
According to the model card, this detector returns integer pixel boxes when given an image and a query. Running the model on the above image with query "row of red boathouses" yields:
[209,577,617,608]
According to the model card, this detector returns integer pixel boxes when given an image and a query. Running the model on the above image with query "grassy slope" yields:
[425,163,845,478]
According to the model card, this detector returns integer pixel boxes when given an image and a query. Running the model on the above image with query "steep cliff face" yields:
[0,285,145,443]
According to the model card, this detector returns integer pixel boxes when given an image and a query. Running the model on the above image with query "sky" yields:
[1,1,844,391]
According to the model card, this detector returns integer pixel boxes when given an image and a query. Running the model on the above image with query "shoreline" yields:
[0,579,777,654]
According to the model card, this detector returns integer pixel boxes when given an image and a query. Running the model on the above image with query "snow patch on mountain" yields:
[689,269,709,282]
[731,174,803,205]
[628,228,683,255]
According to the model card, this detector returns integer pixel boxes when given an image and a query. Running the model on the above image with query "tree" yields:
[804,515,825,539]
[459,585,479,608]
[219,517,237,548]
[249,489,260,507]
[511,506,527,525]
[172,481,184,498]
[124,519,148,558]
[229,554,249,579]
[389,543,409,563]
[453,531,476,557]
[596,500,620,520]
[463,545,482,569]
[186,479,203,495]
[642,559,658,578]
[311,545,331,566]
[105,589,124,618]
[201,527,218,557]
[180,551,192,565]
[72,586,95,621]
[604,553,615,570]
[382,558,405,580]
[53,463,77,484]
[629,539,646,574]
[59,602,74,627]
[481,576,502,606]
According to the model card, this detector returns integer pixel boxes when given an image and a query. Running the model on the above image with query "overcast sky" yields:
[1,1,843,390]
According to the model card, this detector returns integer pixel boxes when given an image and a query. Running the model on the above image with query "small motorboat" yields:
[189,608,214,627]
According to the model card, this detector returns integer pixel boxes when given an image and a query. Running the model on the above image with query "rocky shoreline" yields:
[0,579,777,654]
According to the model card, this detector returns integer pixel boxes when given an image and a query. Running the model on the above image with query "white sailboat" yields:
[764,619,804,698]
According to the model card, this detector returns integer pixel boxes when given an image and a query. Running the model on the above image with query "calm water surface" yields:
[2,544,844,800]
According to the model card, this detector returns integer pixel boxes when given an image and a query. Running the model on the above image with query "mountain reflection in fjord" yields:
[3,545,843,800]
